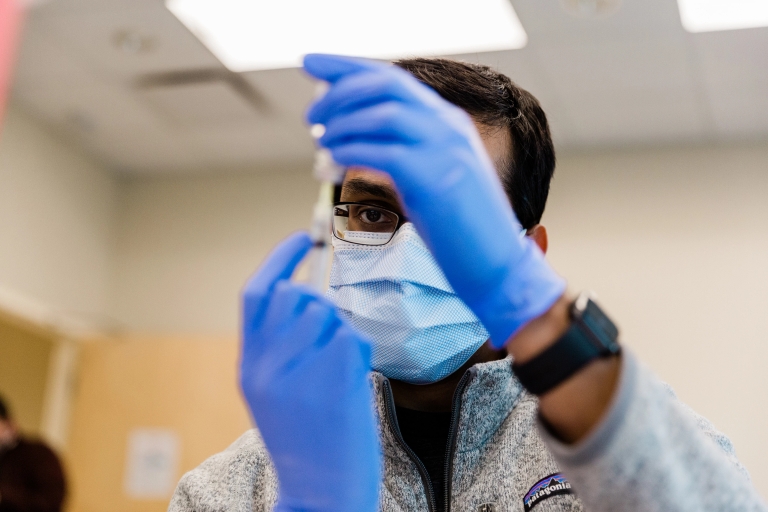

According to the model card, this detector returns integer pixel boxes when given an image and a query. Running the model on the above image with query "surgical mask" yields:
[327,223,489,384]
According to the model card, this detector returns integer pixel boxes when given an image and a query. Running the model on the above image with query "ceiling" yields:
[10,0,768,174]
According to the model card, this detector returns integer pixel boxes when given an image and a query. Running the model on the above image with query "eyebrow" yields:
[341,177,400,204]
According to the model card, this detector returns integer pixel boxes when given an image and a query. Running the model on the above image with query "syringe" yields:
[306,144,344,291]
[306,80,345,291]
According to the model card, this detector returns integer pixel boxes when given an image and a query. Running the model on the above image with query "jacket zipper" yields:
[443,370,473,512]
[382,378,438,512]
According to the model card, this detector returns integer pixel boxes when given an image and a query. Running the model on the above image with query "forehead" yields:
[341,121,511,195]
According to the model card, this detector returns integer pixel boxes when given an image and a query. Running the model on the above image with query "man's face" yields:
[340,122,512,213]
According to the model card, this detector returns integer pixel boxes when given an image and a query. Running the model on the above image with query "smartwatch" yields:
[511,292,621,395]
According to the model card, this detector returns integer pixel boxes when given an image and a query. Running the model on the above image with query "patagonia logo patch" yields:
[523,473,574,511]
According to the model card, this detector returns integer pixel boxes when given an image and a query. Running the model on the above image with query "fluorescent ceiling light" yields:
[166,0,528,72]
[677,0,768,33]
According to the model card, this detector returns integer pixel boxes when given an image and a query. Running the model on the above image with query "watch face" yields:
[581,299,620,353]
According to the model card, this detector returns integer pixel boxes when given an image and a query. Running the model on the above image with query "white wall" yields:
[111,142,768,499]
[112,167,316,334]
[546,143,768,493]
[0,105,117,325]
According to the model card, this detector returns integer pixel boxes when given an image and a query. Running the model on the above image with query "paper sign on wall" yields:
[124,428,180,499]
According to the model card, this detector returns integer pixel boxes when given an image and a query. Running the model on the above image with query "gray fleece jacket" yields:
[169,351,766,512]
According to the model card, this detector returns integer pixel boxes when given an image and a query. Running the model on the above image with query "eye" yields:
[361,208,382,223]
[350,205,398,229]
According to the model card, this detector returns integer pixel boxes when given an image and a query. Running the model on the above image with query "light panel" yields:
[165,0,528,72]
[677,0,768,33]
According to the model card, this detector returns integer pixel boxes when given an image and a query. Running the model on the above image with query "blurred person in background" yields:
[170,56,767,512]
[0,396,66,512]
[0,5,66,510]
[0,0,25,126]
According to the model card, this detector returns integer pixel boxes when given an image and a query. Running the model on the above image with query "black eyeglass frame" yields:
[331,201,408,246]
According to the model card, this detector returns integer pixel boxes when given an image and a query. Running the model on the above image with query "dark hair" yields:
[0,395,9,421]
[394,58,556,229]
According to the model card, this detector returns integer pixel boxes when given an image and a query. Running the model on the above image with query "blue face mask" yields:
[327,223,489,384]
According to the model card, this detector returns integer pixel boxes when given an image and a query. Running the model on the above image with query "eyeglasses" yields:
[333,202,530,246]
[332,202,404,246]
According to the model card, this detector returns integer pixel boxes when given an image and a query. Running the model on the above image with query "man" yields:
[170,56,766,511]
[0,396,66,512]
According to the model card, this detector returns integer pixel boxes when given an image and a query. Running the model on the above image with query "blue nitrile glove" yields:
[304,54,566,349]
[240,232,380,512]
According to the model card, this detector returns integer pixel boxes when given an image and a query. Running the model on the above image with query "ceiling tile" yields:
[34,0,163,14]
[533,36,706,145]
[10,0,768,173]
[13,20,91,87]
[241,67,316,120]
[512,0,686,46]
[13,74,157,133]
[690,28,768,137]
[185,121,315,169]
[139,81,262,125]
[78,123,215,172]
[30,3,221,80]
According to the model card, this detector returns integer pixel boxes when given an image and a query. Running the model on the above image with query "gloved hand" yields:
[304,54,566,349]
[240,232,380,512]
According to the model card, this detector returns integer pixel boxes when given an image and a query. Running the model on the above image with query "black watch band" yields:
[511,292,621,396]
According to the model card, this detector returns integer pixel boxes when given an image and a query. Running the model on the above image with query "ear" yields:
[527,224,549,254]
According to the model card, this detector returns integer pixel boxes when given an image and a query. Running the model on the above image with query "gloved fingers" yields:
[262,281,336,345]
[243,278,336,370]
[279,322,371,392]
[335,324,373,368]
[255,280,314,342]
[294,298,344,351]
[242,232,313,329]
[306,67,439,127]
[268,300,344,378]
[326,141,422,191]
[307,71,400,127]
[319,101,426,147]
[318,324,373,384]
[303,53,388,84]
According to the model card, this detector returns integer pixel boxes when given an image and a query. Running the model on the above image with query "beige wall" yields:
[65,336,250,512]
[0,315,55,435]
[0,104,117,322]
[112,167,315,335]
[546,143,768,493]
